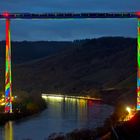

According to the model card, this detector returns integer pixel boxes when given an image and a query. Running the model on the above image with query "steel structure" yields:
[0,12,140,19]
[137,19,140,110]
[1,12,140,112]
[5,19,12,113]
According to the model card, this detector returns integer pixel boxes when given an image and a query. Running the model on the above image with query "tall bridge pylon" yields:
[5,19,12,113]
[137,19,140,110]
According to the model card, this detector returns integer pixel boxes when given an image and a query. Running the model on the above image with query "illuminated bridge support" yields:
[137,18,140,110]
[5,19,12,113]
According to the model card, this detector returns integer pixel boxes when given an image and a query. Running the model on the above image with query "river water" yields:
[0,97,113,140]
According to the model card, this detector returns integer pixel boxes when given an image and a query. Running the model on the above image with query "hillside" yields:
[0,37,137,105]
[0,41,75,64]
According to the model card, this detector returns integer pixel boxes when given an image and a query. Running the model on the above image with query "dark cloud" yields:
[0,0,139,41]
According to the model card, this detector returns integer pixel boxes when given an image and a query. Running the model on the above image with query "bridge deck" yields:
[0,12,140,19]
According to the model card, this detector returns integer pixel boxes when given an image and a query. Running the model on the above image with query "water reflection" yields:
[0,97,112,140]
[4,121,13,140]
[45,96,94,125]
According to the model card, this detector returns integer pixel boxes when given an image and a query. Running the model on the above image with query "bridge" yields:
[1,11,140,113]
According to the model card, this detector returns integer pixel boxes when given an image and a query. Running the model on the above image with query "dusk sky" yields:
[0,0,140,41]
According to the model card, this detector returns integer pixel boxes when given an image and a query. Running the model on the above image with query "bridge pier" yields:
[137,18,140,110]
[5,19,12,113]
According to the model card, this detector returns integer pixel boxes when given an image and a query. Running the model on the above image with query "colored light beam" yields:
[5,121,13,140]
[5,19,12,113]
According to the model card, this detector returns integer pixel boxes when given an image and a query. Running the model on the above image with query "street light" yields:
[126,106,131,114]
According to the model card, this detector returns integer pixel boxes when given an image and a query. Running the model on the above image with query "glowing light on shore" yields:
[42,95,48,99]
[1,102,5,106]
[126,107,131,114]
[47,96,63,100]
[42,94,64,101]
[124,106,136,121]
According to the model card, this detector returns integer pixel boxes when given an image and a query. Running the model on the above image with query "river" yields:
[0,96,113,140]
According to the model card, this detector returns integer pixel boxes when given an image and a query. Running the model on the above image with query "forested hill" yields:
[0,41,75,64]
[0,37,137,104]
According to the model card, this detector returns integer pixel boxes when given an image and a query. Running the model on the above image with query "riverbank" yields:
[47,103,129,140]
[0,93,47,125]
[47,90,133,140]
[47,104,114,140]
[0,90,132,139]
[0,95,113,140]
[0,106,46,125]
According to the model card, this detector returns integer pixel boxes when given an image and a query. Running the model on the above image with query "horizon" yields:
[0,36,137,42]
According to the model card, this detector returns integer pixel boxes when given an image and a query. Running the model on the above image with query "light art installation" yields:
[5,19,12,113]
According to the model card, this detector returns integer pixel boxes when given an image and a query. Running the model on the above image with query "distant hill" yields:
[0,37,137,104]
[0,41,76,64]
